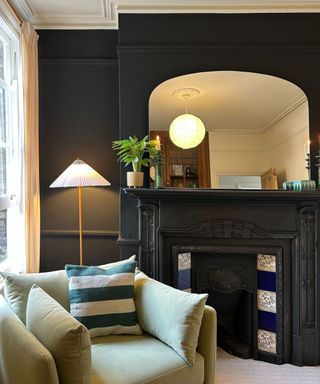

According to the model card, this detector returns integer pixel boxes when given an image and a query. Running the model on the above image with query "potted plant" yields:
[112,135,157,187]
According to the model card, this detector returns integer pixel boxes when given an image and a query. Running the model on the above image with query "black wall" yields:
[38,30,120,271]
[38,14,320,270]
[118,13,320,258]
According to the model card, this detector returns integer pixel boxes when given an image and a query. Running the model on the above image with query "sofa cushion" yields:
[0,256,136,324]
[66,262,142,337]
[135,272,208,365]
[99,254,136,268]
[1,269,69,324]
[26,285,91,384]
[91,334,204,384]
[0,294,60,384]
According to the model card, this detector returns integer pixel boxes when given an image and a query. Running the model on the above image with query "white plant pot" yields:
[127,171,144,187]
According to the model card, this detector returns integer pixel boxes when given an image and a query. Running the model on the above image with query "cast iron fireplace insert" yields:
[171,245,283,364]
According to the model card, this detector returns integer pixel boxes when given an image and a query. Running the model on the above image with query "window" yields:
[0,18,24,272]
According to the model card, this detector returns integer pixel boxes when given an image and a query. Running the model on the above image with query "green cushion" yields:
[0,294,60,384]
[99,254,136,268]
[135,272,208,365]
[0,256,137,324]
[91,334,204,384]
[65,262,142,337]
[1,270,69,324]
[26,285,91,384]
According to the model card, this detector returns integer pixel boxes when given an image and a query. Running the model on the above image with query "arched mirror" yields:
[149,71,309,189]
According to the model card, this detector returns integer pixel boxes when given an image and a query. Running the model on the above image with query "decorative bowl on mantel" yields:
[282,180,316,191]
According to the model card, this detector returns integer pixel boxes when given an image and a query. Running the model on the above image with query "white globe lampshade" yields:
[169,113,206,149]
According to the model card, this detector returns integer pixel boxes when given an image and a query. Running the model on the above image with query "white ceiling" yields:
[10,0,320,29]
[149,71,307,134]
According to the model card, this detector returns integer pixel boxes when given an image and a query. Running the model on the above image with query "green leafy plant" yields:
[112,135,157,172]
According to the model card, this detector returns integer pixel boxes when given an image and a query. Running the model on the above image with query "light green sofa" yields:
[0,269,216,384]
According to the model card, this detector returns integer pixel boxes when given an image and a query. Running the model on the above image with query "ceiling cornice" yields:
[212,96,308,134]
[0,0,21,34]
[260,95,308,134]
[9,0,33,21]
[9,0,320,30]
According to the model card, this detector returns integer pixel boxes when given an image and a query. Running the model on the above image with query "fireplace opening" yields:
[205,288,253,359]
[194,252,257,359]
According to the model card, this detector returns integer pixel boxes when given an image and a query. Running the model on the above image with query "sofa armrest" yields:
[0,294,60,384]
[197,305,217,384]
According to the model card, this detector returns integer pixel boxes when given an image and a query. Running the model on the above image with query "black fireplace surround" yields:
[119,188,320,366]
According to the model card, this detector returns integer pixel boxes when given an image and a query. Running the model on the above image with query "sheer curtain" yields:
[21,22,40,273]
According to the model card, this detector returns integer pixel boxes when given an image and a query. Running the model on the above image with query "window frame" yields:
[0,13,24,274]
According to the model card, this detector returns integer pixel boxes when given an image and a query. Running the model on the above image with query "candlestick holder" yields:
[305,153,311,181]
[315,150,320,188]
[153,150,164,189]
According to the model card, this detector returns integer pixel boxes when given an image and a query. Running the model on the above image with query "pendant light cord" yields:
[184,94,189,115]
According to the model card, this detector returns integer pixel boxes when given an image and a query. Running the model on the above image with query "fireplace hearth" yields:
[121,188,320,366]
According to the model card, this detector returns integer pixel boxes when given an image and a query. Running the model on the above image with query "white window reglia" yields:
[0,17,24,272]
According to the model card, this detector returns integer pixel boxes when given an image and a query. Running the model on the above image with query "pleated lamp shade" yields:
[50,159,111,188]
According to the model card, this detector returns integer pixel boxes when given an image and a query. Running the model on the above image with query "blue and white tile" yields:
[257,270,276,292]
[257,254,276,272]
[258,310,277,333]
[257,329,277,354]
[257,289,276,313]
[178,253,191,271]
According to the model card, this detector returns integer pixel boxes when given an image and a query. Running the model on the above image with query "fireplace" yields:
[120,188,320,366]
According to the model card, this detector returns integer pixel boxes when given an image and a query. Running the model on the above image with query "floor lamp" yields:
[50,159,110,265]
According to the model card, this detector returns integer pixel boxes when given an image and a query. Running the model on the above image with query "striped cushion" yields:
[65,262,142,337]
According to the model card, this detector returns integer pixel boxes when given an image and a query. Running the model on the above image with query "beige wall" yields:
[209,132,268,187]
[263,101,309,186]
[209,100,309,188]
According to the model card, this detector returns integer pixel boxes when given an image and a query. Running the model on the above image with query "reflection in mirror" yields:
[149,71,309,189]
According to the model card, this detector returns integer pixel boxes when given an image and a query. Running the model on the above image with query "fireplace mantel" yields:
[124,187,320,202]
[120,187,320,365]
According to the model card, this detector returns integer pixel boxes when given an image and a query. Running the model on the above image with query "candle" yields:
[156,135,161,151]
[304,140,310,157]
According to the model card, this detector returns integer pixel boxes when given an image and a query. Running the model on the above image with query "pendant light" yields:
[169,88,206,149]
